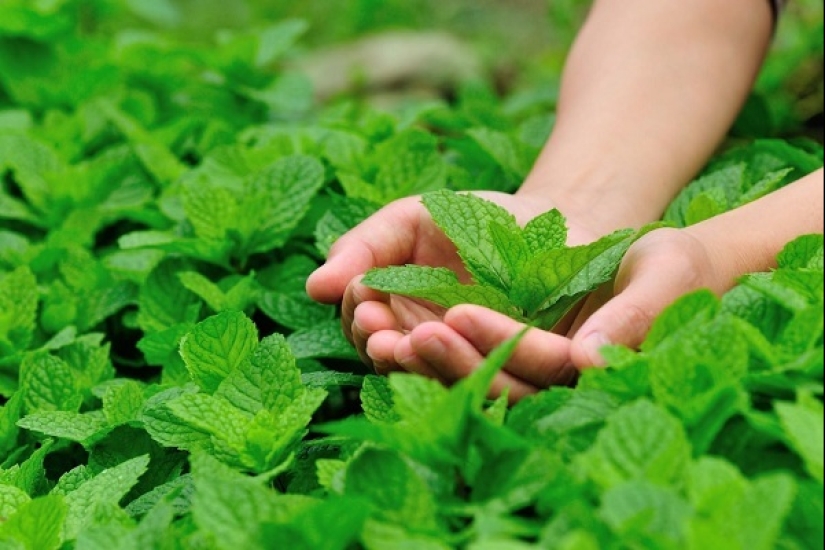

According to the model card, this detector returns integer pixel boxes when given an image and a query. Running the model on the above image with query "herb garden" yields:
[0,1,823,548]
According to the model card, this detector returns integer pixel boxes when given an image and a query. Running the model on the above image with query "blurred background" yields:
[110,0,825,139]
[1,0,822,139]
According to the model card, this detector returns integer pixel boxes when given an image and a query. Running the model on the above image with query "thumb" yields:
[570,268,692,368]
[306,198,421,303]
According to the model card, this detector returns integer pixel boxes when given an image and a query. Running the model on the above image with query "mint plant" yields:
[362,189,650,329]
[0,1,822,548]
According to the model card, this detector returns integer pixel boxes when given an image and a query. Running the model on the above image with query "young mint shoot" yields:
[362,190,655,330]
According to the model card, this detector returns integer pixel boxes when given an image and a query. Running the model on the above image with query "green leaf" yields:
[0,267,38,352]
[684,187,729,225]
[102,381,145,426]
[467,127,533,179]
[242,155,326,255]
[258,290,335,331]
[177,271,228,312]
[0,391,24,456]
[179,311,258,393]
[775,400,824,482]
[345,448,440,531]
[522,209,567,254]
[642,290,720,351]
[0,494,66,550]
[687,457,747,515]
[189,452,307,549]
[777,233,824,270]
[99,101,186,187]
[182,184,239,242]
[287,319,358,361]
[389,374,449,424]
[140,386,211,450]
[510,229,635,321]
[360,376,400,424]
[216,334,303,415]
[0,485,30,521]
[362,265,518,317]
[314,196,378,258]
[59,455,150,540]
[580,399,691,490]
[423,190,521,291]
[136,259,201,333]
[664,164,746,227]
[343,130,448,204]
[599,481,690,545]
[166,393,251,458]
[19,352,81,413]
[17,410,110,446]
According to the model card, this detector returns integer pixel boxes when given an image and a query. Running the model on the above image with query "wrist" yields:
[516,158,672,236]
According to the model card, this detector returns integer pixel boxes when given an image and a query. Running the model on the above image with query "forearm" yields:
[685,168,824,291]
[518,0,773,234]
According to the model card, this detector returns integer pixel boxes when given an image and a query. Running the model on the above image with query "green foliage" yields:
[0,1,821,548]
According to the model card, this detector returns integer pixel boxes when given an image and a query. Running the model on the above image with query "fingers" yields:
[344,278,443,374]
[444,305,578,388]
[341,276,393,345]
[390,305,577,402]
[395,321,543,403]
[306,197,422,304]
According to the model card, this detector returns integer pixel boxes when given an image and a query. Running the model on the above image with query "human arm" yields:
[306,0,775,375]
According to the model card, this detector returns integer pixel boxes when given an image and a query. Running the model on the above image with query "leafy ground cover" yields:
[0,1,823,549]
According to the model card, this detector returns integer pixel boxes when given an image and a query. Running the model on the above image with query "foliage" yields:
[0,1,822,549]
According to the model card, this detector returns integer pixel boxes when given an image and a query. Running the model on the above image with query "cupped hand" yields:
[305,191,597,377]
[389,227,725,402]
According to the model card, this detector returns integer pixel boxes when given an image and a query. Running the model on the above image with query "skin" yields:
[306,0,824,402]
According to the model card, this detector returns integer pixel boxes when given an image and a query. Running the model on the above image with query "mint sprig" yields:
[362,190,650,329]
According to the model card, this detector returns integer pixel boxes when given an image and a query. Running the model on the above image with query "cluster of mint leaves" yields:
[1,0,824,548]
[362,190,654,329]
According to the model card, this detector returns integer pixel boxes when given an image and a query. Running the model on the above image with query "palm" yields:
[335,190,601,372]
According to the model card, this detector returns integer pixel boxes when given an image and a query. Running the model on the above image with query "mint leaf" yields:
[580,399,691,490]
[360,376,400,424]
[362,266,518,318]
[0,494,67,550]
[215,333,301,415]
[287,319,359,361]
[140,386,211,450]
[777,233,824,270]
[136,259,201,333]
[775,400,824,482]
[510,229,635,322]
[522,209,567,254]
[314,195,378,258]
[422,190,520,291]
[0,266,38,352]
[241,155,326,255]
[179,311,258,393]
[19,352,82,413]
[0,485,30,520]
[599,480,690,545]
[344,448,440,531]
[166,393,251,461]
[17,410,110,446]
[58,455,150,540]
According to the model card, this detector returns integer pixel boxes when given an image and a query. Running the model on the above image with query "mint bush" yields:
[0,1,823,549]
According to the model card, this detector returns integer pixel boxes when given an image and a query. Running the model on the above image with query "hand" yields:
[305,191,598,379]
[389,227,723,402]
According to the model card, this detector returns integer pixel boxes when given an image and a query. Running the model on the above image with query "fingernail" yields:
[417,334,446,359]
[581,332,610,366]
